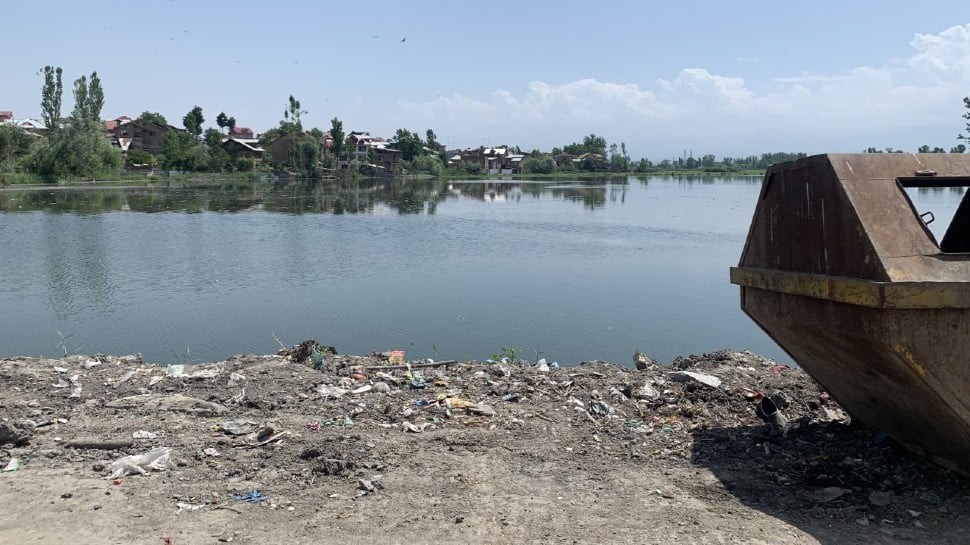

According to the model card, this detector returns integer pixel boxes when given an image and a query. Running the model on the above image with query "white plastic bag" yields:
[107,447,172,479]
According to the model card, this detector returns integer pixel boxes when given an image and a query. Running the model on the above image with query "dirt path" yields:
[1,348,967,544]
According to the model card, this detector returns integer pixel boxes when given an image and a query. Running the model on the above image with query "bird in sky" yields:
[400,37,406,42]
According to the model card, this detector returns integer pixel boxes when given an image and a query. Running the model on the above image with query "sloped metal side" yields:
[735,153,970,474]
[742,289,970,474]
[739,154,888,281]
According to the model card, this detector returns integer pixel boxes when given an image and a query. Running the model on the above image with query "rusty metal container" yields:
[731,153,970,474]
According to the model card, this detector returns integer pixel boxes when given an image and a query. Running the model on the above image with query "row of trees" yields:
[3,70,970,182]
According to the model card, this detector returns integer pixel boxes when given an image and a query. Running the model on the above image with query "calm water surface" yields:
[5,176,952,365]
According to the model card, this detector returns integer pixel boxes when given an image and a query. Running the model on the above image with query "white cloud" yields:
[392,23,970,156]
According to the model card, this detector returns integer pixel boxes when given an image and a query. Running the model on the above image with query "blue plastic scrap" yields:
[234,489,268,503]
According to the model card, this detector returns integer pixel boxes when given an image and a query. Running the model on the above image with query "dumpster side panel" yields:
[829,153,970,181]
[739,155,888,280]
[837,177,940,280]
[741,287,970,474]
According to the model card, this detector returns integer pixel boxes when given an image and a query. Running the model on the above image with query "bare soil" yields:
[1,347,967,545]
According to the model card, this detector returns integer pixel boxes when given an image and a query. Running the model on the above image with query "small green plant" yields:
[55,330,83,356]
[490,346,521,363]
[171,345,194,365]
[534,345,544,364]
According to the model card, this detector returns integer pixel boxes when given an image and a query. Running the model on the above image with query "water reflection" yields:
[1,175,786,365]
[0,176,674,215]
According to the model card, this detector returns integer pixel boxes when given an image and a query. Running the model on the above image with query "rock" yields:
[670,371,722,388]
[0,420,35,446]
[105,394,228,417]
[372,382,391,394]
[633,350,653,370]
[467,404,496,416]
[870,490,894,506]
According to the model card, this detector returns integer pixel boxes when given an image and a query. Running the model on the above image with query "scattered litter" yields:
[351,384,373,395]
[176,502,205,513]
[220,420,259,436]
[670,371,722,389]
[113,370,136,388]
[245,426,289,447]
[589,400,612,417]
[82,360,102,369]
[316,384,348,398]
[107,447,172,479]
[52,378,71,388]
[2,458,21,472]
[69,375,82,398]
[233,489,267,503]
[808,486,851,503]
[536,358,550,372]
[203,447,220,457]
[402,421,434,433]
[53,366,68,374]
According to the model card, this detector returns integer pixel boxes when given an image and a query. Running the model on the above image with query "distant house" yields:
[344,131,389,168]
[0,111,13,123]
[268,132,330,166]
[103,115,132,139]
[113,118,180,153]
[368,141,402,171]
[12,117,48,135]
[229,126,255,139]
[451,147,516,173]
[103,115,131,133]
[223,138,264,164]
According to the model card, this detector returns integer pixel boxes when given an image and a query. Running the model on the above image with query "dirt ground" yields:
[1,346,967,545]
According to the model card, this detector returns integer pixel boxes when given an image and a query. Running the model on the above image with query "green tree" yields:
[330,117,345,159]
[28,69,121,181]
[139,111,167,125]
[952,144,967,154]
[70,72,105,124]
[523,156,555,174]
[0,125,34,170]
[959,96,970,145]
[283,95,305,132]
[40,66,63,132]
[227,117,236,134]
[204,127,230,171]
[87,72,104,121]
[392,128,424,161]
[72,75,87,121]
[161,131,204,171]
[182,106,204,138]
[425,129,440,151]
[216,112,229,134]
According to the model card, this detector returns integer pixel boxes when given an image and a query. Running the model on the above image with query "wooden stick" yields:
[364,360,458,371]
[65,439,133,450]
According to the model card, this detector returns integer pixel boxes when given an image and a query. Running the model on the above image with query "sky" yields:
[3,1,970,160]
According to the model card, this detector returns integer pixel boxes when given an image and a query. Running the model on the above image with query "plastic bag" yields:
[107,447,172,479]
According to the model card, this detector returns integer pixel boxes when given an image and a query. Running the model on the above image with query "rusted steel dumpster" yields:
[731,153,970,474]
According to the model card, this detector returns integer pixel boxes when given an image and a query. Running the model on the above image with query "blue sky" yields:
[4,1,970,160]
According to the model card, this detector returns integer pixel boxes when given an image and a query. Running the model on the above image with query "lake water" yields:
[0,177,961,365]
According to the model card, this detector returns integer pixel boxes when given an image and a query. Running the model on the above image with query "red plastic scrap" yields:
[769,364,790,375]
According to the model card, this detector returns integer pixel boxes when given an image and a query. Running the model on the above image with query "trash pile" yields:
[0,344,967,540]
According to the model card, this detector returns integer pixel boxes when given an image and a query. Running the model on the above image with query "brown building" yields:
[229,126,255,139]
[223,138,264,164]
[113,118,180,153]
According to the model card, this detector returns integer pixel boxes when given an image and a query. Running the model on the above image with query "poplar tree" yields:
[40,66,63,131]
